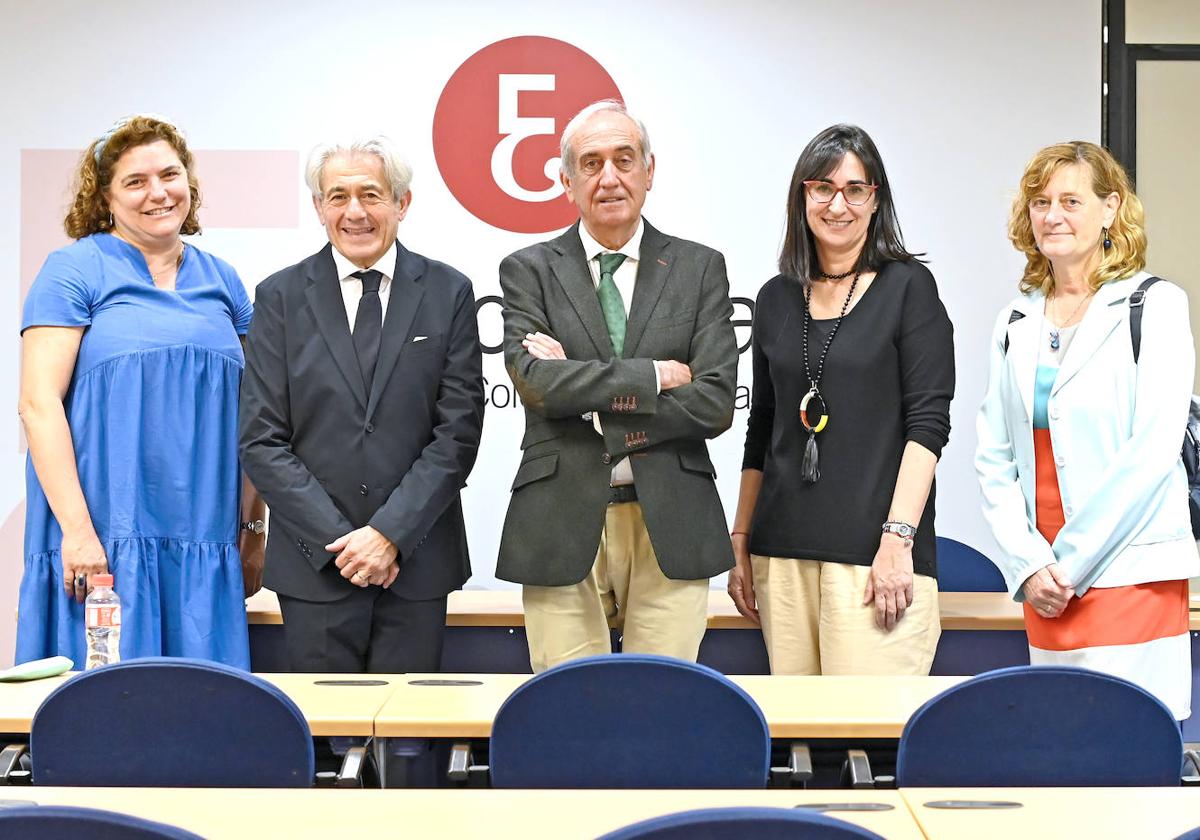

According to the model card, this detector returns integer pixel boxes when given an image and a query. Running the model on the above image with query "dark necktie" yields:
[596,253,628,356]
[352,269,383,390]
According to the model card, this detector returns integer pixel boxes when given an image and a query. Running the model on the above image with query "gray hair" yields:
[304,136,413,201]
[559,100,652,176]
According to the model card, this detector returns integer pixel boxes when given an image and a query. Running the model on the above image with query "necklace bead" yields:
[817,268,855,281]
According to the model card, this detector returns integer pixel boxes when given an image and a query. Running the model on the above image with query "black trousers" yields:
[277,587,448,673]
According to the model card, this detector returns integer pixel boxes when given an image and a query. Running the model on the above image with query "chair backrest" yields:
[596,807,886,840]
[489,654,770,788]
[897,665,1183,786]
[31,657,314,787]
[0,806,203,840]
[935,536,1006,592]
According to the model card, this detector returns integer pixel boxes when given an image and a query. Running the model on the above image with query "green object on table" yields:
[0,655,73,682]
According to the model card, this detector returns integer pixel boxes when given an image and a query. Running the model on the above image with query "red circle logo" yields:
[433,36,622,233]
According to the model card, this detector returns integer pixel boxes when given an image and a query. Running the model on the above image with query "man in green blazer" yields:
[497,100,738,672]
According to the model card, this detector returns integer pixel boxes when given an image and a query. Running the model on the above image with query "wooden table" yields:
[902,787,1200,839]
[373,673,965,739]
[0,674,70,732]
[0,673,399,738]
[5,787,924,839]
[254,674,400,737]
[247,587,1050,630]
[4,670,961,740]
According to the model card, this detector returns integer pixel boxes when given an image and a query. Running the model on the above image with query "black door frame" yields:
[1106,0,1200,185]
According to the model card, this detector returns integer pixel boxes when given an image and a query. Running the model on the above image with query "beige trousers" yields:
[523,502,710,673]
[751,555,941,675]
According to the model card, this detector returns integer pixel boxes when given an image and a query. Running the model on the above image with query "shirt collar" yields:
[578,219,643,264]
[331,241,398,283]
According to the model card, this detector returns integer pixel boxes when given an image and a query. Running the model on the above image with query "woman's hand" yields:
[864,533,915,631]
[1021,564,1074,618]
[60,529,108,603]
[727,533,760,625]
[239,530,266,598]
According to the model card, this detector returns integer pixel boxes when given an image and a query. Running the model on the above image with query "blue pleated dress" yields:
[16,233,253,669]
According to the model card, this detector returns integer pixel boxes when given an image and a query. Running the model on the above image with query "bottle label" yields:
[86,605,121,628]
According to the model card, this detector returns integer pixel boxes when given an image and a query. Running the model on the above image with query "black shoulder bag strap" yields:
[1128,276,1162,362]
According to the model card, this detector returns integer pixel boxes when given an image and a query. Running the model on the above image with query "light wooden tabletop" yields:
[0,673,70,732]
[902,787,1200,839]
[247,587,1038,629]
[372,673,966,739]
[2,670,966,740]
[7,787,924,839]
[0,673,400,737]
[250,588,1200,631]
[255,674,400,737]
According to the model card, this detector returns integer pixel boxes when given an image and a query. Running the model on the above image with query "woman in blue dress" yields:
[16,115,264,669]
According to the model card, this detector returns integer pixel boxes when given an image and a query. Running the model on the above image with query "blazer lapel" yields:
[1007,299,1041,423]
[550,223,614,359]
[623,220,672,357]
[1050,280,1129,395]
[304,244,368,411]
[367,242,425,418]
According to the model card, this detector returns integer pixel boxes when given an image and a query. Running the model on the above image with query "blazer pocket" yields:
[521,421,564,449]
[402,333,444,356]
[649,308,697,328]
[511,452,559,491]
[678,450,717,478]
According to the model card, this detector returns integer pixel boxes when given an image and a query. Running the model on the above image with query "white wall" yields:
[0,0,1101,665]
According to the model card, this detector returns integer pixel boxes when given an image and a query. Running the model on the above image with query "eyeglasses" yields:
[803,181,878,206]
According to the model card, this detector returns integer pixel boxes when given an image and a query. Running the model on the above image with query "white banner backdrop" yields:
[0,0,1100,664]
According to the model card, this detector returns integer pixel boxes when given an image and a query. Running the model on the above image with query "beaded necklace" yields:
[799,271,860,483]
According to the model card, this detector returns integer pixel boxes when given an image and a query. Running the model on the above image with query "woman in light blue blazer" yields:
[975,141,1198,719]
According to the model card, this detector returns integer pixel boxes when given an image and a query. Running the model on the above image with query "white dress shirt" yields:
[331,242,397,331]
[577,221,658,486]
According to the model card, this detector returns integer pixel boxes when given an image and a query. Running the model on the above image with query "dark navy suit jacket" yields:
[239,241,484,602]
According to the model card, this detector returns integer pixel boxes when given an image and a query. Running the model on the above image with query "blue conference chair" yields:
[0,806,202,839]
[597,807,885,839]
[897,665,1183,786]
[935,536,1006,592]
[488,654,771,788]
[30,657,314,787]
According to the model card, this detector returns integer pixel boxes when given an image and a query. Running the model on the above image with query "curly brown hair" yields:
[65,115,202,240]
[1008,141,1146,295]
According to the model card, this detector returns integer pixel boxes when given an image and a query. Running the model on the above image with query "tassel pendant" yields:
[801,431,820,484]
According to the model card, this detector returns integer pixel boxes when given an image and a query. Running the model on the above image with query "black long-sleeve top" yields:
[742,260,955,578]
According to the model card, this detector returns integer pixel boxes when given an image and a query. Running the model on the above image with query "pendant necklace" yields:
[149,244,186,287]
[1047,289,1092,351]
[799,270,860,483]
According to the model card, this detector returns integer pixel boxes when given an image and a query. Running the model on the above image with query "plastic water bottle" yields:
[85,573,121,670]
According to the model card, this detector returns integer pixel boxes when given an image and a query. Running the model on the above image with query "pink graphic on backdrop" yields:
[0,501,25,668]
[17,148,301,450]
[20,149,299,303]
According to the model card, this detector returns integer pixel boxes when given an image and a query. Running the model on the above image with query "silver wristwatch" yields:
[881,521,917,544]
[241,519,266,534]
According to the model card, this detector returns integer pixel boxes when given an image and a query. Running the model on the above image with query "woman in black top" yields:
[728,125,954,675]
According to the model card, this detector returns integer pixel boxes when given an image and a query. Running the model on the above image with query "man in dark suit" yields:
[239,137,484,672]
[498,101,738,672]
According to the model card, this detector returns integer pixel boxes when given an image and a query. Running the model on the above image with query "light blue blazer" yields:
[975,273,1199,600]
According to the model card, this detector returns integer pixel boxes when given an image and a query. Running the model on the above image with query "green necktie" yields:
[596,252,628,357]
